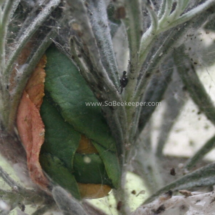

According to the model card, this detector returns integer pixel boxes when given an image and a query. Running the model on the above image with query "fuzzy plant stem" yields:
[133,8,215,143]
[0,167,52,211]
[139,0,215,69]
[32,205,52,215]
[3,0,61,85]
[144,162,215,204]
[130,1,215,136]
[87,0,120,88]
[0,0,20,71]
[52,186,88,215]
[155,72,186,157]
[185,134,215,170]
[173,46,215,125]
[132,122,164,193]
[67,0,120,94]
[113,170,131,215]
[133,190,215,215]
[123,0,142,102]
[0,0,20,127]
[131,25,188,142]
[135,3,215,102]
[0,166,22,191]
[0,188,51,211]
[136,60,174,136]
[82,202,109,215]
[123,2,158,137]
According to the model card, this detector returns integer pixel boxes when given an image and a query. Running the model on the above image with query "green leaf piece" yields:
[92,142,120,188]
[40,96,81,170]
[73,153,112,186]
[45,46,117,153]
[40,154,81,200]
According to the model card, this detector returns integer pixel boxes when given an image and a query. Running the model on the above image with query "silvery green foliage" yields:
[1,0,215,215]
[134,188,215,215]
[52,187,88,215]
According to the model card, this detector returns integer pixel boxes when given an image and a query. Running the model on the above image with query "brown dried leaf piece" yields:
[78,183,111,199]
[76,135,98,154]
[16,56,49,191]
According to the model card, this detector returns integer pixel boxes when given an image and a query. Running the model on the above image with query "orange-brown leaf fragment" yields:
[76,135,98,154]
[25,56,46,108]
[78,183,111,199]
[16,56,49,191]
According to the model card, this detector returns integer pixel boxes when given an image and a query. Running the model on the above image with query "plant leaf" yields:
[40,154,80,200]
[16,56,49,191]
[40,97,81,170]
[44,46,121,188]
[73,153,112,185]
[44,46,117,152]
[40,79,115,198]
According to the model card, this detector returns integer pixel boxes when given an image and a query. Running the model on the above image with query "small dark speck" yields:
[165,190,173,198]
[47,184,53,190]
[117,201,122,211]
[180,204,187,211]
[97,83,103,91]
[131,190,136,195]
[20,204,25,212]
[120,71,128,93]
[182,86,187,91]
[115,6,126,19]
[109,106,114,111]
[153,204,165,214]
[171,2,177,13]
[145,73,151,78]
[98,73,104,78]
[170,168,176,176]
